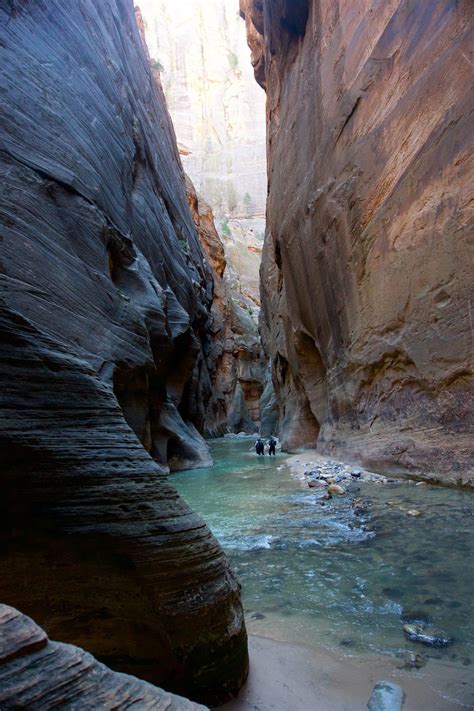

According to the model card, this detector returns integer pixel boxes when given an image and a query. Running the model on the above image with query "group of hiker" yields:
[255,436,277,456]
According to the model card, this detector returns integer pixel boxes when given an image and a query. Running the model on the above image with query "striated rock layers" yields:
[186,178,263,436]
[241,0,474,485]
[0,605,206,710]
[140,0,268,433]
[0,0,247,705]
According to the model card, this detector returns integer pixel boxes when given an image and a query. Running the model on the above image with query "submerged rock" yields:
[400,610,432,625]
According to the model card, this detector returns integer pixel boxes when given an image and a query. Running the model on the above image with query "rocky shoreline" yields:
[284,451,432,519]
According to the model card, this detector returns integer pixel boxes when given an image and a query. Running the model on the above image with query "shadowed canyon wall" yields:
[0,605,206,710]
[241,0,474,485]
[0,0,247,704]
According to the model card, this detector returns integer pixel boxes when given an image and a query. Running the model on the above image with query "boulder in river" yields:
[328,484,345,495]
[407,510,422,517]
[367,681,406,710]
[403,624,453,648]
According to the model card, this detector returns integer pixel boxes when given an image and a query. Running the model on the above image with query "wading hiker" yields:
[255,437,265,455]
[268,436,277,456]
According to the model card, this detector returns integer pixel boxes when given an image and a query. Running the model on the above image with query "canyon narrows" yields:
[241,0,473,485]
[0,0,248,704]
[1,0,473,708]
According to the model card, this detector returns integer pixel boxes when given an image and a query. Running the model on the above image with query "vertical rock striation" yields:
[186,178,263,435]
[140,0,268,432]
[241,0,474,484]
[0,0,247,704]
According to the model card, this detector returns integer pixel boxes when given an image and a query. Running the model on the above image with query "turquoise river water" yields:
[172,437,474,702]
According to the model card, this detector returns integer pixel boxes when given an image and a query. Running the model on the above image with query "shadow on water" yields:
[172,437,474,672]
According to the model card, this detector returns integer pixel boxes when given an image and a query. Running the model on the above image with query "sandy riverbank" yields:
[216,635,472,711]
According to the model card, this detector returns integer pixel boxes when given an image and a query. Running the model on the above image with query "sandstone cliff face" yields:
[241,0,474,485]
[0,0,247,703]
[140,0,267,431]
[186,178,263,435]
[0,605,206,710]
[140,0,267,236]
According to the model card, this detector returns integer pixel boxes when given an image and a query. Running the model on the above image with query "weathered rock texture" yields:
[0,0,248,704]
[0,605,207,710]
[186,179,263,435]
[139,0,268,431]
[241,0,474,485]
[140,0,266,235]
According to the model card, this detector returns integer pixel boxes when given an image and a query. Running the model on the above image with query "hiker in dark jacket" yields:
[268,436,277,455]
[255,438,265,455]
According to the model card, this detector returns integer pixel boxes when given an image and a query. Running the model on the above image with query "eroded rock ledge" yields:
[0,0,247,704]
[241,0,474,485]
[0,605,206,710]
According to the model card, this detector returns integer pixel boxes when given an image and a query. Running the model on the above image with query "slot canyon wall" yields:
[241,0,474,484]
[0,0,247,704]
[0,605,205,710]
[139,0,268,433]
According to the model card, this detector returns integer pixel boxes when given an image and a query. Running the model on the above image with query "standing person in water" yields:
[255,437,265,455]
[268,436,277,456]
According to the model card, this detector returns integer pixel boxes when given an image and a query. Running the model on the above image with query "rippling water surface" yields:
[172,437,474,673]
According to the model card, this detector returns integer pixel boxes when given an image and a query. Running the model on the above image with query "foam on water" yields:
[172,437,474,701]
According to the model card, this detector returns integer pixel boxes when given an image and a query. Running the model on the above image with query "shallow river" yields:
[172,437,474,696]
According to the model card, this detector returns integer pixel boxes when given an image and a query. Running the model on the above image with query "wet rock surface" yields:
[241,0,474,485]
[0,605,206,710]
[0,1,248,704]
[403,624,453,648]
[367,681,406,711]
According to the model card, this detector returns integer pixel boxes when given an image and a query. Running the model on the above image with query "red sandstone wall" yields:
[242,0,474,484]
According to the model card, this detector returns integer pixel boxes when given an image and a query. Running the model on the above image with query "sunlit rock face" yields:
[140,0,267,430]
[242,0,474,485]
[0,0,248,704]
[186,178,263,435]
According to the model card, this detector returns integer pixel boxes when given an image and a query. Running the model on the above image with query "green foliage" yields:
[178,238,189,254]
[243,192,253,216]
[228,51,239,70]
[150,58,164,72]
[221,219,231,237]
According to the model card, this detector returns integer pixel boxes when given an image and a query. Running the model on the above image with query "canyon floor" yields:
[217,635,471,711]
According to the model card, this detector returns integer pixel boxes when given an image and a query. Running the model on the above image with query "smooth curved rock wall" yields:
[0,605,207,710]
[241,0,474,485]
[0,0,248,704]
